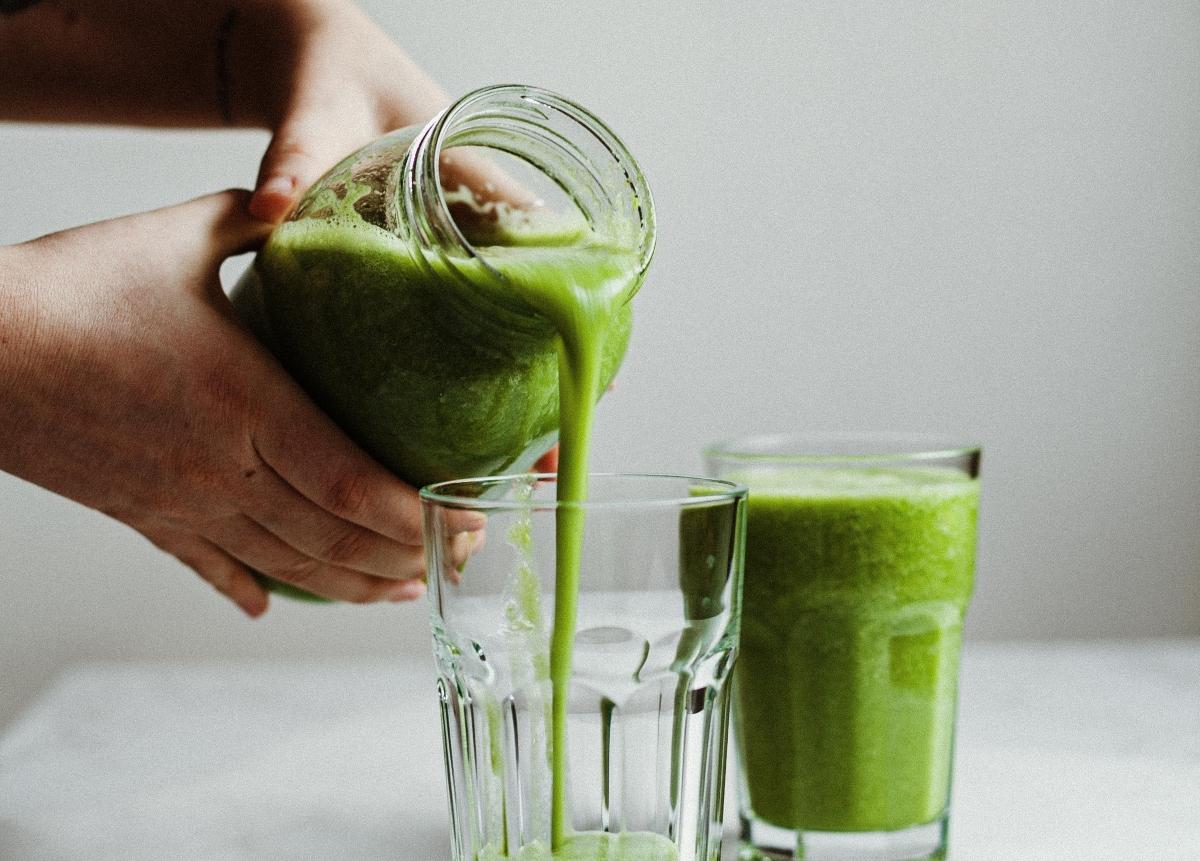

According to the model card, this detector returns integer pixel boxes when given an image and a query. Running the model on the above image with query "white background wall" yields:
[2,0,1197,730]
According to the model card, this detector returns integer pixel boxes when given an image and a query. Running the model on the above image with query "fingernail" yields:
[260,175,295,197]
[454,512,488,532]
[452,533,473,573]
[389,580,427,602]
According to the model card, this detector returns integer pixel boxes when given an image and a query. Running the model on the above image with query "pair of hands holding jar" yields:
[0,0,539,615]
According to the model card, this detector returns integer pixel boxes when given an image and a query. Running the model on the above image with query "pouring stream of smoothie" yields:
[438,237,654,856]
[496,245,638,850]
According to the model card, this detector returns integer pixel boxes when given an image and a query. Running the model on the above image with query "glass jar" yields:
[231,84,654,487]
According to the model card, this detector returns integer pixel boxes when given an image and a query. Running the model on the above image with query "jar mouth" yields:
[402,84,656,280]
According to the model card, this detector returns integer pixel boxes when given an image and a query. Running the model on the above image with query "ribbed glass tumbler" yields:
[421,473,747,861]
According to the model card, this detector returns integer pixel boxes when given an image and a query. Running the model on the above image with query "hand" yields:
[229,0,450,222]
[534,447,559,474]
[0,0,525,217]
[0,190,483,616]
[235,0,543,222]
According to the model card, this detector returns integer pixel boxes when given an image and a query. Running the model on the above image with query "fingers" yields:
[38,190,271,274]
[440,148,543,211]
[428,528,487,588]
[250,392,485,545]
[533,445,559,474]
[249,97,538,230]
[250,113,372,223]
[154,189,274,261]
[246,460,427,579]
[206,514,425,604]
[153,532,270,618]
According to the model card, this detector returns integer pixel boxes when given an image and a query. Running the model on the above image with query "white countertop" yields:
[1,640,1197,860]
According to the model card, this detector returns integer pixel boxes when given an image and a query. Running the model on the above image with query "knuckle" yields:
[199,363,251,417]
[158,449,230,522]
[272,556,321,588]
[271,136,317,164]
[345,581,385,605]
[215,188,253,210]
[322,527,372,568]
[197,562,234,594]
[323,472,374,520]
[169,442,215,485]
[394,515,424,546]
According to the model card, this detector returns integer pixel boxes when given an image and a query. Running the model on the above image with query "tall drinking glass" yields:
[705,435,981,861]
[422,473,747,861]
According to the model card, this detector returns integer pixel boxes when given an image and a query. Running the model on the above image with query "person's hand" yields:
[227,1,557,462]
[0,0,531,218]
[227,0,446,222]
[233,0,542,222]
[0,190,484,616]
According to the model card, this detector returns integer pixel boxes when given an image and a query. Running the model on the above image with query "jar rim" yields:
[403,84,656,278]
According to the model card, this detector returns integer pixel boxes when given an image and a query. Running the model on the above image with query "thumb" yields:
[250,115,367,223]
[155,189,274,263]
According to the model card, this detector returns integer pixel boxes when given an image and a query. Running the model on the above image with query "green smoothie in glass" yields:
[706,436,980,861]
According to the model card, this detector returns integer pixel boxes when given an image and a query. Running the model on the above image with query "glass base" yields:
[737,812,947,861]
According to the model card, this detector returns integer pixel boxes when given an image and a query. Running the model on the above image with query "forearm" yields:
[0,0,293,128]
[0,242,42,477]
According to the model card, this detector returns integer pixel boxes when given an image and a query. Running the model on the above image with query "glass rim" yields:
[420,471,747,512]
[704,432,982,463]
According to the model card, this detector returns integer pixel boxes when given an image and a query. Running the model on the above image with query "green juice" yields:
[237,217,632,489]
[479,230,636,851]
[488,832,678,861]
[732,467,978,833]
[236,209,645,857]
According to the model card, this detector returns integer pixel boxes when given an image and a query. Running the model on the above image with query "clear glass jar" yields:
[231,84,655,487]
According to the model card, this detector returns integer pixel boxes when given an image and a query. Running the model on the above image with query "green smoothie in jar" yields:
[230,86,651,607]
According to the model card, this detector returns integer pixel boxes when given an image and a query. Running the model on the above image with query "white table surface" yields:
[1,640,1197,861]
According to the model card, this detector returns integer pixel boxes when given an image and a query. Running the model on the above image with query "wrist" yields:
[0,243,38,378]
[0,242,43,470]
[222,0,327,129]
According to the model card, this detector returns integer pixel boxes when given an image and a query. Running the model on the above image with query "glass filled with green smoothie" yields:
[422,473,747,861]
[705,435,981,861]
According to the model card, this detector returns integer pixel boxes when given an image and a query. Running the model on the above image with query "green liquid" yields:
[486,237,636,850]
[236,210,645,856]
[237,218,632,489]
[731,467,978,832]
[488,831,678,861]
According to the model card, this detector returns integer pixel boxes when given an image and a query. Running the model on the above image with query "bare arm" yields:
[0,191,486,615]
[0,0,248,127]
[0,2,532,617]
[0,0,450,219]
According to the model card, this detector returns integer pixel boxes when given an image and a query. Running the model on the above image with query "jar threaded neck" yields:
[397,84,656,280]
